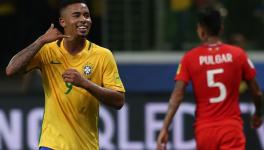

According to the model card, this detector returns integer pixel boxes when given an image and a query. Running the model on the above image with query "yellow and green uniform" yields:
[27,39,125,150]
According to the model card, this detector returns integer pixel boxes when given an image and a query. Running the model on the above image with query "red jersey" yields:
[175,42,256,128]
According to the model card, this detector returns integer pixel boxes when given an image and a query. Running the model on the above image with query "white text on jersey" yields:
[199,53,233,65]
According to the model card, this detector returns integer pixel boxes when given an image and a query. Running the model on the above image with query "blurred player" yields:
[157,7,263,150]
[6,0,125,149]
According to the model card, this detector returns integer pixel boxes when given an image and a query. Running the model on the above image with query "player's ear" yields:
[59,17,66,28]
[200,26,207,39]
[220,24,224,33]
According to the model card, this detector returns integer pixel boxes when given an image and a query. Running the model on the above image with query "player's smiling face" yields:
[59,3,92,38]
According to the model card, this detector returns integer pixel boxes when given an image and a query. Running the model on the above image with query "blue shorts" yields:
[39,147,53,150]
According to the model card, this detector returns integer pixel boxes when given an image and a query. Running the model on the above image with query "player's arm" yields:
[157,80,187,150]
[6,24,69,76]
[62,69,125,110]
[81,80,124,110]
[246,78,263,128]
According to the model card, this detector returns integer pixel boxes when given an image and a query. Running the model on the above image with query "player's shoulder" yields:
[36,41,60,55]
[221,43,248,58]
[189,46,202,53]
[41,40,60,50]
[90,41,113,56]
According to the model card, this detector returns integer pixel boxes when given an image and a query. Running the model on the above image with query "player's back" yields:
[183,42,255,127]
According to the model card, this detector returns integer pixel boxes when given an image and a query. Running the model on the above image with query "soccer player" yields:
[156,7,263,150]
[6,0,125,149]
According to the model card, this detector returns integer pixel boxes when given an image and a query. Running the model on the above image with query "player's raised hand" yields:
[157,128,168,150]
[40,23,70,44]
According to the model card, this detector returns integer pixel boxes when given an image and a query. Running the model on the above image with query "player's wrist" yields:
[161,125,169,131]
[79,78,92,89]
[37,35,49,45]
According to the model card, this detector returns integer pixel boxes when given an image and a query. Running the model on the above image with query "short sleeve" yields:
[102,51,125,92]
[241,52,256,80]
[175,54,190,83]
[26,44,47,72]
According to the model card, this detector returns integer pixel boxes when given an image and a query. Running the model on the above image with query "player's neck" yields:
[203,36,221,45]
[63,37,86,55]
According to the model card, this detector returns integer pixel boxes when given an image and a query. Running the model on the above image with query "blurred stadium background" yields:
[0,0,264,150]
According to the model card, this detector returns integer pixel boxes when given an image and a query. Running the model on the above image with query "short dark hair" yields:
[197,7,222,36]
[59,0,87,16]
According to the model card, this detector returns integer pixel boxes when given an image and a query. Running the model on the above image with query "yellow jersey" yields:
[26,39,125,150]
